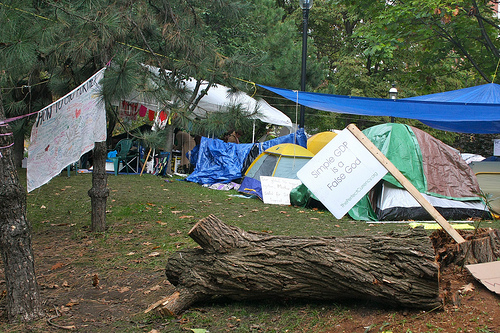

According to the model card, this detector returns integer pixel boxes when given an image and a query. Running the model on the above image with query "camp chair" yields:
[109,139,139,175]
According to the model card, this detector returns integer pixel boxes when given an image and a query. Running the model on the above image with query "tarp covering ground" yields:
[258,83,500,134]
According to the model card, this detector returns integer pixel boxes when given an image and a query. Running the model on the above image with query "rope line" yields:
[493,57,500,83]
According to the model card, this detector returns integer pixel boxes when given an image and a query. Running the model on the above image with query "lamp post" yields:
[299,0,312,129]
[389,83,398,123]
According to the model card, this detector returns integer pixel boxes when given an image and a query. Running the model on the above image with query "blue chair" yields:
[109,139,139,175]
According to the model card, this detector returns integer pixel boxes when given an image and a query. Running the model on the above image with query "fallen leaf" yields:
[51,262,64,270]
[92,274,99,287]
[40,205,46,209]
[65,301,79,307]
[310,218,319,220]
[171,210,183,214]
[149,285,161,291]
[460,283,475,293]
[179,215,194,219]
[118,286,130,293]
[148,252,160,257]
[142,242,152,246]
[126,252,135,256]
[62,281,70,288]
[279,211,287,214]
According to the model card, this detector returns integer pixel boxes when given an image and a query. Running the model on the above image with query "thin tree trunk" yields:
[12,129,24,168]
[88,141,109,232]
[0,93,44,322]
[164,124,175,175]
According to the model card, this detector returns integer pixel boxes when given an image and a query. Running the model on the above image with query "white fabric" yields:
[27,68,107,192]
[377,182,488,211]
[141,65,293,128]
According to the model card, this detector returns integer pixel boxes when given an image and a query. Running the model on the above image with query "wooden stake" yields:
[347,124,466,244]
[140,148,152,176]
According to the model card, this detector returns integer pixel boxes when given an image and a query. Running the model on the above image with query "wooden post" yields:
[140,148,152,176]
[347,124,466,244]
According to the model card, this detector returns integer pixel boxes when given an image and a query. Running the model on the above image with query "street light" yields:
[389,83,398,100]
[299,0,313,129]
[389,83,398,123]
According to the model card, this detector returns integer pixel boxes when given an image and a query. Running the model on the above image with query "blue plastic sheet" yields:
[186,129,307,185]
[259,84,500,134]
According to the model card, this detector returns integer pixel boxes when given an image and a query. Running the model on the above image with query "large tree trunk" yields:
[88,141,109,232]
[0,93,44,322]
[156,215,441,315]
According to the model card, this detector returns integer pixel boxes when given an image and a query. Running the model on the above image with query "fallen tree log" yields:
[154,215,441,315]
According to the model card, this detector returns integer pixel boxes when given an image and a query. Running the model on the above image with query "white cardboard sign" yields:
[297,128,387,218]
[261,176,302,205]
[494,139,500,156]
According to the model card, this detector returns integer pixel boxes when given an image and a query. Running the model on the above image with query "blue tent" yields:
[258,83,500,134]
[185,129,307,185]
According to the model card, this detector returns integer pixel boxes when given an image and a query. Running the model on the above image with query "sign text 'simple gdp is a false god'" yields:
[297,128,387,218]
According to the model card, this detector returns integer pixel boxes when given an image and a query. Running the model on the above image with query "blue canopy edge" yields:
[258,84,500,134]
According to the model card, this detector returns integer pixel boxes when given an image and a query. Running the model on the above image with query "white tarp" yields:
[179,76,293,127]
[27,68,107,192]
[134,65,293,128]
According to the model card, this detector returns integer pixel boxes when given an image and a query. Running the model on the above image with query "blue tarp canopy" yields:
[258,83,500,134]
[185,129,307,185]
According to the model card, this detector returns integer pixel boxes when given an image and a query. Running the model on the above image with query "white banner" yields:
[27,68,107,192]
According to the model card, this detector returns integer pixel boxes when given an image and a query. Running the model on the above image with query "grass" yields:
[2,169,499,332]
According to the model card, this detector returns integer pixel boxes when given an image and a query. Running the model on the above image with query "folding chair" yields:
[109,139,139,175]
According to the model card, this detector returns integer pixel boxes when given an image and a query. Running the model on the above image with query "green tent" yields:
[292,123,490,221]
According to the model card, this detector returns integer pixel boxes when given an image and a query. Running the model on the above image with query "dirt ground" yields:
[0,226,499,332]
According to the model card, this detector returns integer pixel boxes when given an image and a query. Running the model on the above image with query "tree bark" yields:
[159,215,441,315]
[88,140,109,232]
[0,93,44,322]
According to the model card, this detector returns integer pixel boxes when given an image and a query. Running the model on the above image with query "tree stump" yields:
[431,228,500,266]
[154,215,441,315]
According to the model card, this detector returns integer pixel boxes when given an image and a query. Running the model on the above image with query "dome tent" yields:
[238,144,314,200]
[348,123,490,221]
[307,131,337,155]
